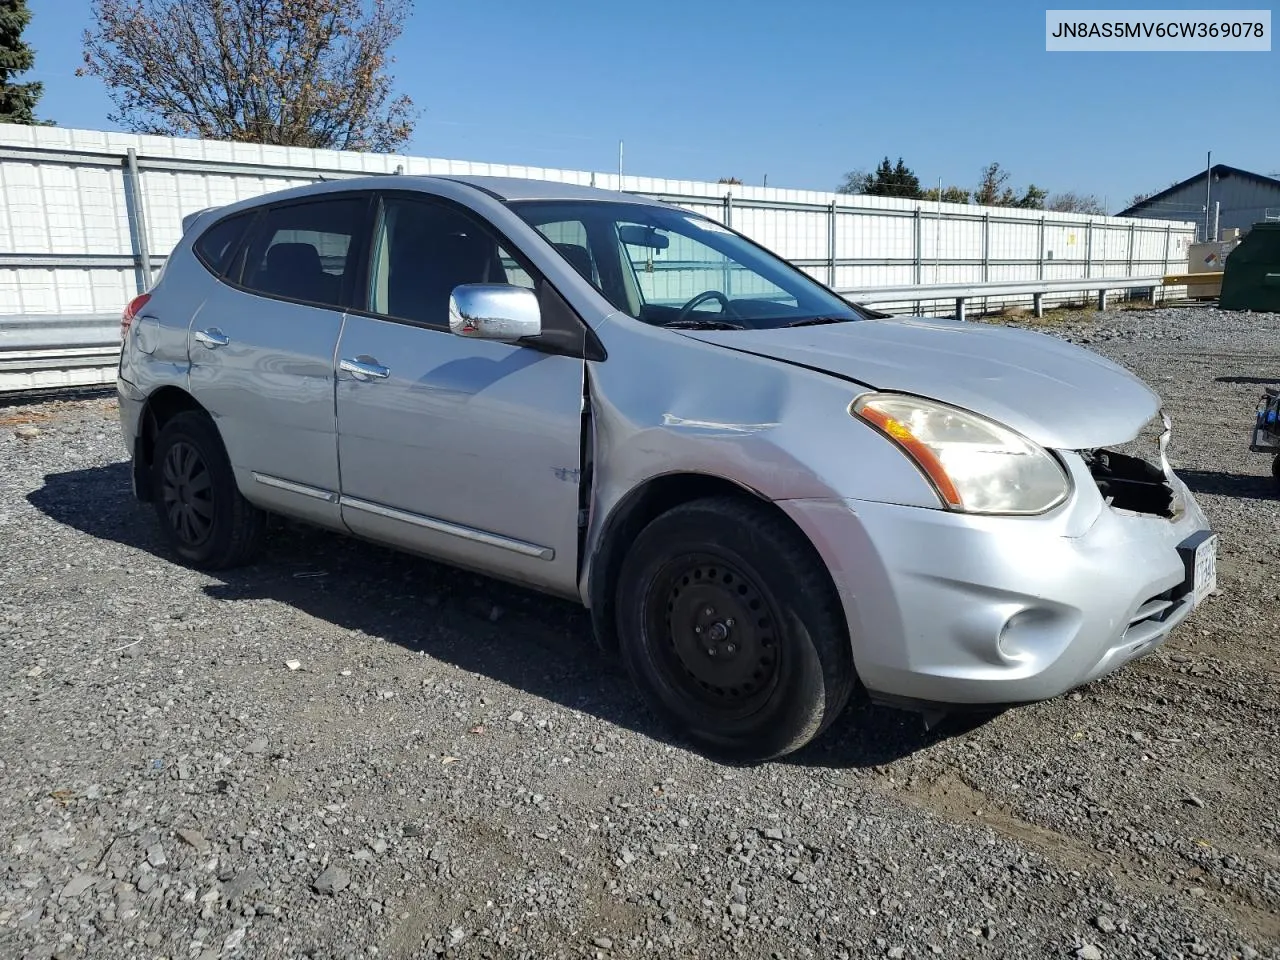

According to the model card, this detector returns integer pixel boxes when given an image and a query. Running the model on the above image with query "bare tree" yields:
[1124,179,1184,210]
[1046,191,1107,215]
[81,0,415,152]
[974,162,1046,209]
[836,169,872,195]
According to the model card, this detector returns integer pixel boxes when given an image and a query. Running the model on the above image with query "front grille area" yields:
[1083,448,1176,517]
[1123,587,1189,646]
[1081,413,1177,518]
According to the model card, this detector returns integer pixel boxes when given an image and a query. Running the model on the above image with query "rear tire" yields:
[615,496,854,762]
[150,411,265,570]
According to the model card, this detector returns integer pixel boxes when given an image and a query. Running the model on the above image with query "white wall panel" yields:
[0,125,1195,318]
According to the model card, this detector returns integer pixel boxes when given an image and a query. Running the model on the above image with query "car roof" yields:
[436,175,669,206]
[227,174,669,206]
[186,174,674,234]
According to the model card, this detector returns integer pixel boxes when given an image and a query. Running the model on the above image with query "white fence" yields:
[0,124,1194,320]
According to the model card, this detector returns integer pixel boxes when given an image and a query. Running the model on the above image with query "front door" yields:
[335,195,586,596]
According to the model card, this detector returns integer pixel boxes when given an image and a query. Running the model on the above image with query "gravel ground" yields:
[1,304,1278,960]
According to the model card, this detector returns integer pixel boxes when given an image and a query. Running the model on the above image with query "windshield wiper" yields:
[662,319,747,331]
[783,316,853,328]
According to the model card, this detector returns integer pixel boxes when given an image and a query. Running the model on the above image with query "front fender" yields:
[578,317,942,602]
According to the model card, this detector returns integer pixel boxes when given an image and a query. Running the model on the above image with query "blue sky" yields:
[24,0,1279,209]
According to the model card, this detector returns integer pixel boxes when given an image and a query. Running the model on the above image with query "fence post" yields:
[1037,216,1046,280]
[1127,222,1135,277]
[1084,220,1093,280]
[723,192,733,229]
[913,207,922,315]
[828,201,837,287]
[981,213,990,315]
[981,213,990,282]
[123,147,152,294]
[1163,224,1172,296]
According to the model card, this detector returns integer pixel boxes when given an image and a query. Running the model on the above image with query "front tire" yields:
[150,411,265,570]
[616,497,855,761]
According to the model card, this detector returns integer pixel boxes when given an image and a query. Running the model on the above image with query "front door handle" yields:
[194,327,230,348]
[340,357,390,381]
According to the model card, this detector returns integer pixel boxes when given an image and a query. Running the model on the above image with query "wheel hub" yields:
[660,558,777,702]
[160,440,214,546]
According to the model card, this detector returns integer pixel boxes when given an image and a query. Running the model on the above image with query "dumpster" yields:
[1220,222,1280,312]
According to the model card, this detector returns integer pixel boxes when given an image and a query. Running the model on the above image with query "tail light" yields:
[121,293,151,339]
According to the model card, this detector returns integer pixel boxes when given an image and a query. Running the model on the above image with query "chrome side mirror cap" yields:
[448,284,541,342]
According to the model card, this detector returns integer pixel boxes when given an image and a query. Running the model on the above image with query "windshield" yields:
[507,200,864,331]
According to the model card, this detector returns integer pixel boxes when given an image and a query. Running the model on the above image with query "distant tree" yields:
[972,162,1009,205]
[716,176,743,185]
[974,162,1046,209]
[1124,179,1184,209]
[836,169,872,194]
[81,0,415,151]
[1046,191,1107,215]
[921,185,971,204]
[0,0,43,124]
[836,158,923,198]
[864,156,922,198]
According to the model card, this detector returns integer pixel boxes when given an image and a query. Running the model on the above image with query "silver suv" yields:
[118,176,1215,760]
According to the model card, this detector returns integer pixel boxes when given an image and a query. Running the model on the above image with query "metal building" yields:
[1118,164,1280,240]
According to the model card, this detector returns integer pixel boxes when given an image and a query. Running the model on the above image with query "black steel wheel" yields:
[150,411,264,569]
[616,497,855,761]
[648,554,783,718]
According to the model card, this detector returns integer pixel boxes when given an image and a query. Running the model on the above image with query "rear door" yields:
[334,193,587,596]
[187,194,371,529]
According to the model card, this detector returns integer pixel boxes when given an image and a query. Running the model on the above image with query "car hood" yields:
[677,316,1160,450]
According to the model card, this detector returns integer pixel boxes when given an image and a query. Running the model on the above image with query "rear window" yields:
[193,212,253,277]
[238,198,366,308]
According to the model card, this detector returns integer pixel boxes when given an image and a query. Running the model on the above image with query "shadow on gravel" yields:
[29,464,962,769]
[1214,375,1279,385]
[1177,468,1277,500]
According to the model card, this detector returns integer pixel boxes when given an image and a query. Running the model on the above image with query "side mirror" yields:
[448,284,541,342]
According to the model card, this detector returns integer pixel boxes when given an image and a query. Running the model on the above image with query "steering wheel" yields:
[674,290,734,323]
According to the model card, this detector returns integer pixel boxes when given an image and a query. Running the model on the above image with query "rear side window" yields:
[239,198,366,308]
[193,212,253,277]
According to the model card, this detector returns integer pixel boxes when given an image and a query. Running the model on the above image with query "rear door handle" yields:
[340,357,390,381]
[194,327,230,348]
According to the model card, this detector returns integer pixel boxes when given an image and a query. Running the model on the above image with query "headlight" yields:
[852,393,1070,514]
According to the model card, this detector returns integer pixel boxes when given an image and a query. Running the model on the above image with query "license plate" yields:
[1178,531,1217,605]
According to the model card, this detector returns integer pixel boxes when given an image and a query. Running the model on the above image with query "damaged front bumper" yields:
[779,448,1214,708]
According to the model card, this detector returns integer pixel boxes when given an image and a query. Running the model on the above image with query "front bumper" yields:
[780,469,1212,706]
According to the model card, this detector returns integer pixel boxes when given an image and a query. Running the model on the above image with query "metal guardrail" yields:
[0,273,1183,396]
[0,313,120,394]
[839,275,1168,321]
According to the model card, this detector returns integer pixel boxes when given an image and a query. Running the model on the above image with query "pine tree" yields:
[0,0,42,124]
